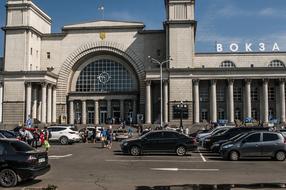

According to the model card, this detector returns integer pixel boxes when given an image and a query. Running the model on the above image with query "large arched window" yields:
[220,60,236,68]
[268,60,285,68]
[76,59,138,92]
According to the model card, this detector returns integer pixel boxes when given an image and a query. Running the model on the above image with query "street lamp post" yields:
[148,56,172,128]
[177,101,185,130]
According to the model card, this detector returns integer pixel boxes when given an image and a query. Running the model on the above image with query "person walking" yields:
[32,127,40,148]
[101,128,107,148]
[43,126,51,152]
[92,126,97,144]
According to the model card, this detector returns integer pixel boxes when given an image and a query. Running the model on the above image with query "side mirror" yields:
[241,139,246,144]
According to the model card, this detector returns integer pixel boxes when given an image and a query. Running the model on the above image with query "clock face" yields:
[97,71,111,84]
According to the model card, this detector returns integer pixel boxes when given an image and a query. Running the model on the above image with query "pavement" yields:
[10,141,286,190]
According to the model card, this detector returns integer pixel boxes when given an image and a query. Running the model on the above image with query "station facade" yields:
[1,0,286,128]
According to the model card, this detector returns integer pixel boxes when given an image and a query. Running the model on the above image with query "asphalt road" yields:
[10,141,286,190]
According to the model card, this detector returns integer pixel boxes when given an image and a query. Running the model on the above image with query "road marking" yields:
[49,154,73,159]
[114,156,202,159]
[106,159,205,163]
[198,148,207,162]
[150,168,219,172]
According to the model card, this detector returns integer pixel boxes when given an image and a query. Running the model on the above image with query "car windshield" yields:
[233,133,250,143]
[10,141,34,152]
[229,133,246,141]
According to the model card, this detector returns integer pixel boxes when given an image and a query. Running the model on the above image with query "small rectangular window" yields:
[263,133,279,142]
[30,48,33,55]
[47,52,51,59]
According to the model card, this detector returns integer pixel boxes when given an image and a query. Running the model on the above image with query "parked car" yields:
[203,127,270,150]
[210,132,249,153]
[196,126,232,142]
[0,130,17,139]
[48,126,81,145]
[0,139,50,187]
[200,128,231,146]
[121,130,197,156]
[220,131,286,161]
[189,129,209,138]
[112,129,129,141]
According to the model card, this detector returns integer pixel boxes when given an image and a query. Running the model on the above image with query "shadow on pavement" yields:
[207,157,277,162]
[135,183,286,190]
[16,179,42,187]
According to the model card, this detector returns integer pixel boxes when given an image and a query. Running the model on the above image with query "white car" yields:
[48,126,81,145]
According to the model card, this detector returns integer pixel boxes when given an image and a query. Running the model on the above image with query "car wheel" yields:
[229,151,239,161]
[0,169,18,187]
[275,151,286,161]
[130,146,140,156]
[60,136,69,145]
[176,146,186,156]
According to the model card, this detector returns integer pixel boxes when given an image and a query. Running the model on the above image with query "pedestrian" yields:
[185,127,189,136]
[83,127,88,143]
[32,127,40,148]
[43,126,51,152]
[106,129,112,149]
[92,126,97,144]
[128,127,133,137]
[101,128,107,148]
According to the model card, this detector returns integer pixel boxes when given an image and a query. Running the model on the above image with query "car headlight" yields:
[123,142,128,146]
[222,144,234,149]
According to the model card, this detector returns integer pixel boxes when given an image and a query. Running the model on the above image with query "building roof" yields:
[62,20,145,31]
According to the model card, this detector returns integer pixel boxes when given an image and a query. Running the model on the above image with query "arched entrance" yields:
[68,54,140,125]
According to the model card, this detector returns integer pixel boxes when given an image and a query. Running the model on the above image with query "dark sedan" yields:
[220,131,286,161]
[0,130,17,139]
[0,139,50,187]
[121,130,197,156]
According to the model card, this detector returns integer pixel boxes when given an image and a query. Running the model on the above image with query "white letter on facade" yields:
[216,43,223,52]
[245,43,253,52]
[259,43,265,52]
[272,43,280,51]
[230,43,239,52]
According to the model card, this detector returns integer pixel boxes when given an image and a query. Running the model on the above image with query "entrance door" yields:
[113,111,120,124]
[88,111,94,124]
[100,111,107,124]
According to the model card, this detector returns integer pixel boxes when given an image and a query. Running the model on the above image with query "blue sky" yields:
[1,0,286,56]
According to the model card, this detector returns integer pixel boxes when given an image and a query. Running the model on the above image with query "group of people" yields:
[81,126,113,149]
[18,126,50,152]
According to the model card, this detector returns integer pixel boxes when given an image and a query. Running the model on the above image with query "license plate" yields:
[38,158,46,163]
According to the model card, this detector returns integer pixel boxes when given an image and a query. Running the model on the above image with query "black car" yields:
[0,139,50,187]
[0,130,17,139]
[203,127,270,149]
[220,131,286,161]
[120,130,197,156]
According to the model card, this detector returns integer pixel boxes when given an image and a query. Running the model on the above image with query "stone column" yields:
[94,100,99,125]
[164,81,169,123]
[146,81,152,124]
[133,99,137,123]
[82,100,87,125]
[26,82,32,120]
[228,80,234,123]
[193,80,200,123]
[47,85,52,123]
[32,87,38,120]
[245,80,252,118]
[280,79,286,123]
[69,101,74,124]
[210,80,217,123]
[0,82,3,123]
[120,100,124,120]
[263,79,269,123]
[107,100,112,119]
[41,83,47,123]
[52,86,57,123]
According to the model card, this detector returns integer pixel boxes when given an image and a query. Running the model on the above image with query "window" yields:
[30,48,33,55]
[269,108,275,119]
[76,59,137,93]
[217,87,225,102]
[0,144,5,155]
[145,132,162,139]
[234,87,242,102]
[200,88,208,102]
[47,52,51,59]
[173,105,189,119]
[268,60,285,68]
[245,133,260,143]
[163,132,178,138]
[220,61,236,68]
[201,109,208,121]
[251,87,258,101]
[263,133,279,142]
[10,141,34,152]
[268,87,275,101]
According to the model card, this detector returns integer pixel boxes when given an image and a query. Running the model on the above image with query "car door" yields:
[158,132,178,152]
[142,132,163,152]
[261,133,281,157]
[239,133,262,157]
